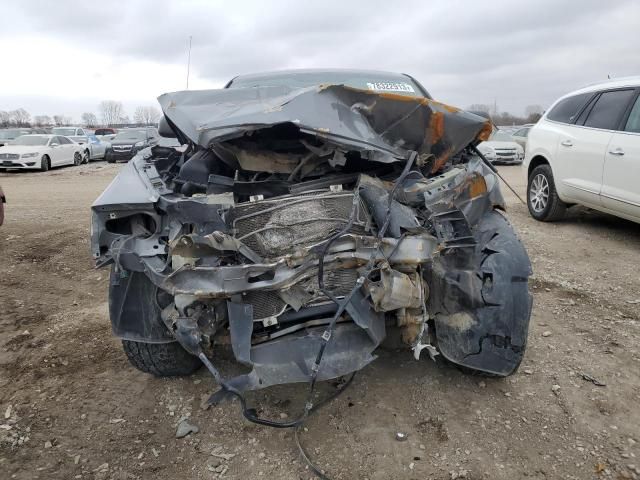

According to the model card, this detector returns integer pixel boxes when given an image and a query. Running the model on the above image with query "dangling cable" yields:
[194,151,420,479]
[471,145,526,205]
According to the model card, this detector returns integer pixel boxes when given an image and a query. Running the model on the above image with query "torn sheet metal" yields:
[158,84,491,174]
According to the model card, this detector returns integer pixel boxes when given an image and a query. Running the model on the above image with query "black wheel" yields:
[432,210,532,377]
[40,155,50,172]
[122,340,202,377]
[73,152,82,166]
[527,164,566,221]
[106,153,115,164]
[83,150,90,164]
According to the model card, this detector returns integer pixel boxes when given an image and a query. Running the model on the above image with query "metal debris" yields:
[395,432,408,442]
[581,373,606,387]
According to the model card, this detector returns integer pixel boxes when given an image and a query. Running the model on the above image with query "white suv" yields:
[523,77,640,223]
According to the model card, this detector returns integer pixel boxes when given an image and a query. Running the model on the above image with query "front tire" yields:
[527,164,566,221]
[122,340,202,377]
[73,152,82,166]
[83,150,90,164]
[40,155,50,172]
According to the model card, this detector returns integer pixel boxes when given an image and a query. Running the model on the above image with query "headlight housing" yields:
[134,141,144,147]
[21,152,39,158]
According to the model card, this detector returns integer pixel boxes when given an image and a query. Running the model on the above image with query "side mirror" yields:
[50,143,59,147]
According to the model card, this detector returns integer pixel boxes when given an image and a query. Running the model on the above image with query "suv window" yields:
[547,93,593,124]
[583,89,635,130]
[624,96,640,133]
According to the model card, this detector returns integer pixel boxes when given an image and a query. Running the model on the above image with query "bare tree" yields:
[52,115,72,126]
[119,114,131,125]
[11,108,31,126]
[99,100,124,126]
[133,106,161,126]
[33,115,52,127]
[524,104,543,124]
[467,104,492,115]
[524,104,543,117]
[0,111,10,127]
[81,112,98,127]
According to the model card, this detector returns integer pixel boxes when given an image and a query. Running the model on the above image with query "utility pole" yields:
[186,35,192,90]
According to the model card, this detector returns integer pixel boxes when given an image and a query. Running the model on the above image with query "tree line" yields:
[467,104,544,125]
[2,100,543,129]
[0,102,162,128]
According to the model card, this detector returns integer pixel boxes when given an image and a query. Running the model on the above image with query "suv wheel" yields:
[527,164,566,221]
[122,340,202,377]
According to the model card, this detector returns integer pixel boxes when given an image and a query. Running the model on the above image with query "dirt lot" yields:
[1,162,639,480]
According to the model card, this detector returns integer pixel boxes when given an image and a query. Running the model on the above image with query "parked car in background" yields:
[94,128,117,136]
[511,126,532,150]
[94,128,118,142]
[0,134,84,171]
[0,128,48,147]
[477,128,524,164]
[524,77,640,224]
[51,127,88,143]
[105,127,159,163]
[84,134,110,161]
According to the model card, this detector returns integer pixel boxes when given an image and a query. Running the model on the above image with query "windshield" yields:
[0,129,30,140]
[12,136,50,146]
[52,127,77,136]
[490,131,514,142]
[113,130,147,141]
[229,71,427,98]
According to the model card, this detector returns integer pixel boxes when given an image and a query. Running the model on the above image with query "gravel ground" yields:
[0,162,639,480]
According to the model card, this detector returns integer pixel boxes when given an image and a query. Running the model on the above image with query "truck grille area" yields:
[230,191,369,258]
[243,267,359,319]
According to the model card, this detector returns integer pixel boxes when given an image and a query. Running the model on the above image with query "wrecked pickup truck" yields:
[91,69,532,402]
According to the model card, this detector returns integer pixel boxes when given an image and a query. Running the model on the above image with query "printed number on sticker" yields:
[366,82,415,93]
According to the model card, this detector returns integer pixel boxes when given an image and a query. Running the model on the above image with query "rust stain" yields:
[468,175,488,198]
[476,120,493,142]
[376,91,424,103]
[429,111,445,144]
[430,146,454,174]
[429,99,460,113]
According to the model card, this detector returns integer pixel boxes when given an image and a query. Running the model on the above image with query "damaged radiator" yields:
[230,191,369,258]
[243,268,360,321]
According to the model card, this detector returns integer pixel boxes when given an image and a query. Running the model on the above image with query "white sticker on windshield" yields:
[366,82,415,93]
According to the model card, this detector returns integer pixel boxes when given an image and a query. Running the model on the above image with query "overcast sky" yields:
[0,0,638,122]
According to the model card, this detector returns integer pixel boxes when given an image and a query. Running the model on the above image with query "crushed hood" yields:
[158,84,492,173]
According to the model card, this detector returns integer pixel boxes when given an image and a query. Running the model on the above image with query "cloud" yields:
[1,0,638,119]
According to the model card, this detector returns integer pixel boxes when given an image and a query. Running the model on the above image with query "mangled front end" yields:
[91,84,532,395]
